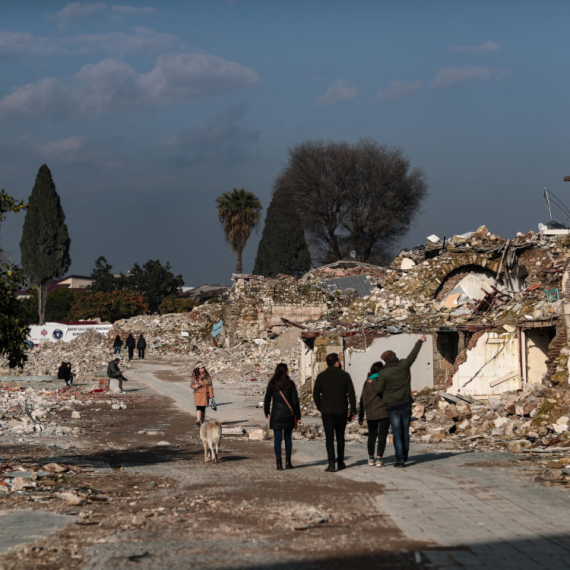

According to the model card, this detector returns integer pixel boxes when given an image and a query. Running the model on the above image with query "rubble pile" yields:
[110,303,223,356]
[0,386,89,446]
[0,330,118,380]
[343,227,569,332]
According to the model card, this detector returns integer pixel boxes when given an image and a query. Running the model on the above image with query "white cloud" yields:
[0,53,259,120]
[431,65,508,89]
[50,2,108,29]
[453,41,501,54]
[0,27,180,58]
[111,5,157,16]
[376,79,422,102]
[317,79,359,106]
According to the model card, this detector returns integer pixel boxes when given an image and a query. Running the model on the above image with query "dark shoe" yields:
[276,460,283,471]
[394,462,405,468]
[285,459,293,470]
[325,461,336,473]
[337,461,347,471]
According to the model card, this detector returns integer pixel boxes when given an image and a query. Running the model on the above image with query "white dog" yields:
[200,421,222,463]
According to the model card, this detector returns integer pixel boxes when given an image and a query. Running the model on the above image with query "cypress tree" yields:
[20,165,71,325]
[253,190,311,277]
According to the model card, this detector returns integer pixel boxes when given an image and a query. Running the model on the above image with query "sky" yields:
[1,0,570,287]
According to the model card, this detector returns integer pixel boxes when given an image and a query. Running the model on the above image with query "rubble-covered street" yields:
[2,228,570,568]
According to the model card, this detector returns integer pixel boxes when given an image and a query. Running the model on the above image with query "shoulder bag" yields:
[278,389,299,430]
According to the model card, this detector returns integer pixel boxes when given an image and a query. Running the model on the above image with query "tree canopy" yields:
[20,165,71,324]
[216,188,263,274]
[89,256,119,293]
[253,188,311,277]
[0,189,28,368]
[129,259,184,313]
[275,138,428,265]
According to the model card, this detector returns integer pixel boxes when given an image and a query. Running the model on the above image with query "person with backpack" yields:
[359,361,389,467]
[264,363,301,470]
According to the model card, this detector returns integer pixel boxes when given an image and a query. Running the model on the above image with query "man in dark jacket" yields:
[137,334,147,359]
[313,353,357,472]
[125,334,136,361]
[372,335,426,468]
[107,358,128,393]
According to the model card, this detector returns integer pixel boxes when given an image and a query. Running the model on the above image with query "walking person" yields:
[264,363,301,471]
[190,363,214,426]
[313,353,357,473]
[125,333,136,361]
[113,335,123,355]
[372,335,427,468]
[57,361,74,387]
[358,362,389,468]
[107,358,128,393]
[137,334,146,359]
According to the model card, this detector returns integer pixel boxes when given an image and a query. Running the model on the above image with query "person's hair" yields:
[269,362,292,390]
[192,367,211,381]
[326,353,340,367]
[368,361,383,377]
[115,334,121,340]
[66,362,72,367]
[114,358,120,363]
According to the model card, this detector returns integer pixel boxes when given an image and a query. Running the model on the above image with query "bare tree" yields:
[275,138,428,264]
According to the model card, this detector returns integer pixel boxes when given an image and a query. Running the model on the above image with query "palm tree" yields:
[216,188,263,274]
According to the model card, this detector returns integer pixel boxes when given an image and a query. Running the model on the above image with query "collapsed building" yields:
[220,227,570,402]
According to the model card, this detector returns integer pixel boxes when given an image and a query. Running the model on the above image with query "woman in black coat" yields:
[264,363,301,471]
[57,361,73,387]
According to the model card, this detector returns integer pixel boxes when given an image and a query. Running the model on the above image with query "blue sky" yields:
[1,1,570,286]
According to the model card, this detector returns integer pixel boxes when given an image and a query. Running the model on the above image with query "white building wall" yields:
[344,334,434,398]
[450,332,521,396]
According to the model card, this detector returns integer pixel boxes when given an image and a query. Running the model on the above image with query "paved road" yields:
[129,362,570,569]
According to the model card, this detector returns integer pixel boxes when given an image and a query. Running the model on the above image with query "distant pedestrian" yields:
[191,363,214,426]
[125,333,136,361]
[313,353,357,473]
[358,361,389,468]
[137,334,146,359]
[264,363,301,471]
[107,358,128,393]
[113,335,123,355]
[57,361,74,387]
[372,335,427,468]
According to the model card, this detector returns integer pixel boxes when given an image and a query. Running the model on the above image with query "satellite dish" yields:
[349,250,356,259]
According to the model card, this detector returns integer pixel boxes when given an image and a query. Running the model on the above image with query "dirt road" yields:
[0,360,424,570]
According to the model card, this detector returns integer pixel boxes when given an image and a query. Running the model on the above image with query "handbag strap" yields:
[278,389,295,418]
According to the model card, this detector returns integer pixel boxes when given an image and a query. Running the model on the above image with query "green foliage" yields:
[69,290,149,322]
[19,165,71,324]
[215,188,263,274]
[159,295,195,314]
[0,189,28,368]
[129,260,184,313]
[89,256,119,293]
[19,289,38,324]
[46,287,76,322]
[253,190,311,277]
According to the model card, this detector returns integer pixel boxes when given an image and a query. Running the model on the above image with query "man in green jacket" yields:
[372,335,426,468]
[313,353,357,472]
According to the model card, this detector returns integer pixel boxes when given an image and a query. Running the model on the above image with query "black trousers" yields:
[128,347,134,360]
[138,348,145,359]
[322,413,347,463]
[367,418,390,457]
